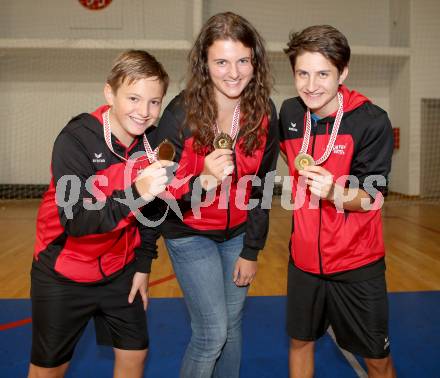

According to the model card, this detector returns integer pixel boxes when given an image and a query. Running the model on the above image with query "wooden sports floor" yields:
[1,197,439,299]
[1,197,439,377]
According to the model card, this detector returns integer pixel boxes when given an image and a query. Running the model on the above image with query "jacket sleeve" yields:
[133,199,162,273]
[350,110,394,197]
[240,100,280,261]
[133,127,163,273]
[52,129,148,237]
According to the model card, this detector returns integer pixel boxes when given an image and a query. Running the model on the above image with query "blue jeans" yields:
[165,234,248,378]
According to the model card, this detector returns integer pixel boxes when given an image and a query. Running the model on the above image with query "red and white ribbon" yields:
[103,108,157,163]
[215,101,241,146]
[300,92,344,165]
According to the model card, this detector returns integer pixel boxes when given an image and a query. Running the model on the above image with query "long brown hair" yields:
[184,12,272,156]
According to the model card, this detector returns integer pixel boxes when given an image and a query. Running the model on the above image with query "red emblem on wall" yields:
[393,128,400,150]
[78,0,112,11]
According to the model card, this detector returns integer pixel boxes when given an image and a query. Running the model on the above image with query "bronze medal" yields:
[157,139,176,161]
[213,132,234,150]
[294,153,315,171]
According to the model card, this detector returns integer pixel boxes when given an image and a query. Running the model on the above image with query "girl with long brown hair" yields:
[153,12,279,377]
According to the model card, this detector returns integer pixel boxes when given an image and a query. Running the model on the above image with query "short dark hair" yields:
[284,25,350,74]
[106,50,169,94]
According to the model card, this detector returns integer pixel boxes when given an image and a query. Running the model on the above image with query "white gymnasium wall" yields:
[388,59,410,194]
[0,1,193,40]
[0,0,190,185]
[0,48,187,184]
[0,0,438,197]
[408,0,440,195]
[205,0,392,46]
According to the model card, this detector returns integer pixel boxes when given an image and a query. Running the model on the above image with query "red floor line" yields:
[0,317,32,331]
[0,274,176,332]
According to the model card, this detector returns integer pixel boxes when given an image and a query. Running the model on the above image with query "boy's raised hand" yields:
[135,160,174,202]
[299,165,335,200]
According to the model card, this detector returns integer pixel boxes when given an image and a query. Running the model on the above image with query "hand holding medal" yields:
[135,160,174,202]
[296,92,344,200]
[202,148,234,187]
[299,165,335,200]
[103,109,175,201]
[200,102,240,190]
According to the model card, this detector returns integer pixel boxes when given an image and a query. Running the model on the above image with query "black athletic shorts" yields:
[30,262,148,368]
[287,262,390,359]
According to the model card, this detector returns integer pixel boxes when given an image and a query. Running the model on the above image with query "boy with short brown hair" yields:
[29,50,171,378]
[280,25,396,377]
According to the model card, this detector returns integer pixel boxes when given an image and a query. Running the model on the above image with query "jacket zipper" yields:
[97,147,129,278]
[311,119,324,275]
[98,256,108,279]
[225,202,231,240]
[225,149,238,240]
[318,203,323,274]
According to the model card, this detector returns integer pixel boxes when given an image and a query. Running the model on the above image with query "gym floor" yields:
[0,198,439,377]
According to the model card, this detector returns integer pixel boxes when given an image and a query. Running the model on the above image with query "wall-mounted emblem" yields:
[78,0,112,11]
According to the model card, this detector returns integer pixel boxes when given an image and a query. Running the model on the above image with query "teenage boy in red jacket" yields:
[29,50,172,378]
[279,25,396,378]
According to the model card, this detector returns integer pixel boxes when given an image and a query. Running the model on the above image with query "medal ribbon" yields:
[103,108,157,163]
[214,101,241,144]
[299,92,344,165]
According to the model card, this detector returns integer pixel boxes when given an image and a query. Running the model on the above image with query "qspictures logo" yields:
[55,153,388,228]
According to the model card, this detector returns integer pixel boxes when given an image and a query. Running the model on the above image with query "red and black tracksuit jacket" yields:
[152,93,279,260]
[33,105,159,284]
[279,85,393,276]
